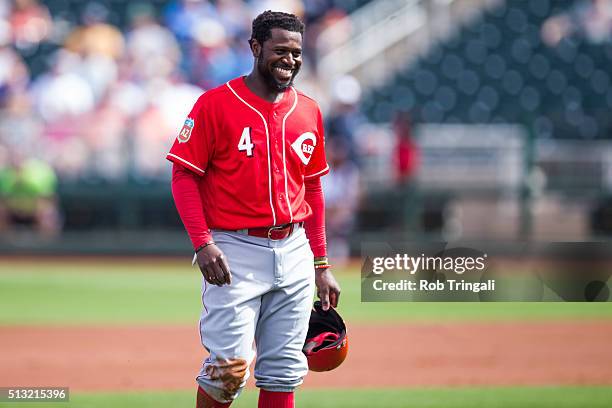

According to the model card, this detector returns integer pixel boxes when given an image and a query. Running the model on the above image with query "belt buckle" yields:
[267,224,289,240]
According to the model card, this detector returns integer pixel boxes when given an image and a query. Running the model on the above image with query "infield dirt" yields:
[2,321,612,391]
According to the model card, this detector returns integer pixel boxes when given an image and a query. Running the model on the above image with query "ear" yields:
[249,39,261,58]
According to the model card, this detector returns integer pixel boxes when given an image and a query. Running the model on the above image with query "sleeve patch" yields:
[178,117,195,143]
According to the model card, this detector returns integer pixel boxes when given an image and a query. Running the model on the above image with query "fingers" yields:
[200,262,225,287]
[319,285,330,311]
[333,282,341,307]
[219,254,232,285]
[209,262,226,286]
[316,269,341,310]
[330,289,339,308]
[201,266,217,286]
[324,286,340,309]
[209,260,232,287]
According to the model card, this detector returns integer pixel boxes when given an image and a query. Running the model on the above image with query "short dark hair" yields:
[250,10,304,46]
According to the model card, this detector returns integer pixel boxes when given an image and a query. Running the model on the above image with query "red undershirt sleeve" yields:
[171,163,212,250]
[304,177,327,258]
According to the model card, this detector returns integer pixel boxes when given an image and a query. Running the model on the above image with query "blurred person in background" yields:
[393,110,419,185]
[322,138,360,264]
[216,0,251,38]
[0,148,60,236]
[31,49,95,122]
[63,2,123,102]
[542,0,612,46]
[123,2,204,180]
[189,17,247,88]
[308,6,349,62]
[163,0,224,84]
[31,49,94,178]
[326,75,363,165]
[8,0,52,51]
[163,0,219,44]
[392,111,420,234]
[0,31,41,154]
[64,2,124,61]
[126,2,180,83]
[0,20,30,105]
[0,92,43,170]
[78,89,129,181]
[163,0,252,88]
[132,78,202,180]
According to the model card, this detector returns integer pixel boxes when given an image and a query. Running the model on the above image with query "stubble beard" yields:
[257,55,297,93]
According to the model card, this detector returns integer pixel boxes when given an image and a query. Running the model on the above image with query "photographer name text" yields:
[372,279,496,293]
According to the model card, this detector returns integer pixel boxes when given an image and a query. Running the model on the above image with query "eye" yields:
[292,51,302,58]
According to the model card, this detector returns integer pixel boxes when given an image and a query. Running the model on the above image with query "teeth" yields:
[274,67,292,77]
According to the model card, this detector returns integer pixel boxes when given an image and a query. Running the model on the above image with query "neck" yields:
[244,72,284,103]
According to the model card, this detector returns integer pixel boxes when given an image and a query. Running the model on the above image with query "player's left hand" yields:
[315,268,340,311]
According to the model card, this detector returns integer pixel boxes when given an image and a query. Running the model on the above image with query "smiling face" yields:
[252,28,302,93]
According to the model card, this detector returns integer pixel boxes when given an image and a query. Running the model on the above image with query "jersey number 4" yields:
[238,127,254,157]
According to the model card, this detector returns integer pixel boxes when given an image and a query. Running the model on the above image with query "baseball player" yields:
[167,11,341,408]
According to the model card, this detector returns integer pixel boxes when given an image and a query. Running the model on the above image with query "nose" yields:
[282,54,295,67]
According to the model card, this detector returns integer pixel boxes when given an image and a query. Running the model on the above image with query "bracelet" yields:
[314,256,331,270]
[195,241,215,254]
[315,264,332,270]
[314,256,328,264]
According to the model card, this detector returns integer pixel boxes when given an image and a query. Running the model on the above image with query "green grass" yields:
[4,387,612,408]
[0,260,202,324]
[1,260,612,325]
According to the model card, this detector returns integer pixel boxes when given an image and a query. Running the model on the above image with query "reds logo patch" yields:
[178,118,195,143]
[291,132,317,165]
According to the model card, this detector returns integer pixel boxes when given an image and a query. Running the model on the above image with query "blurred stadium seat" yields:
[363,0,612,140]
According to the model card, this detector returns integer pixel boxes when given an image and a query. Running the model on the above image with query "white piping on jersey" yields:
[167,153,206,174]
[281,87,298,222]
[226,80,277,225]
[304,163,330,179]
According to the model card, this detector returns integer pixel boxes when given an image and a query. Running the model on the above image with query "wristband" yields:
[314,256,328,264]
[315,264,332,270]
[195,241,215,254]
[314,256,331,270]
[192,241,215,266]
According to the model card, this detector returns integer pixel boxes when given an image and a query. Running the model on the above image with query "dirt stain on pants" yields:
[205,358,248,400]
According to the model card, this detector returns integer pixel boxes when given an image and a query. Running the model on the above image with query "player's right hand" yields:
[196,243,232,286]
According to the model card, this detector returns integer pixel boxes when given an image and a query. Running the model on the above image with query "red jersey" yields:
[167,77,329,230]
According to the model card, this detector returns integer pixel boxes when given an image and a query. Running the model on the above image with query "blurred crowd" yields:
[5,0,609,249]
[0,0,420,250]
[541,0,612,46]
[0,0,357,184]
[0,0,374,249]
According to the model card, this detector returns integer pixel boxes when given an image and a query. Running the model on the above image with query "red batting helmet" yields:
[303,301,348,372]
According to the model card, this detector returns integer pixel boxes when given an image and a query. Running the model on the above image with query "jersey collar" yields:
[231,76,293,112]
